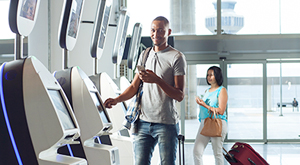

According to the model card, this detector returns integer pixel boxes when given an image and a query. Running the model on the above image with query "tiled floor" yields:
[177,142,300,165]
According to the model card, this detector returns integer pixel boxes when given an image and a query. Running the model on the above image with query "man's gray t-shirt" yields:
[136,46,186,124]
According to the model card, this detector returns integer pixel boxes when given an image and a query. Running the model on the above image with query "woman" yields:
[193,66,228,165]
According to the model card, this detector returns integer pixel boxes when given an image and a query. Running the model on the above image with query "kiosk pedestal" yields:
[55,67,120,165]
[0,57,87,165]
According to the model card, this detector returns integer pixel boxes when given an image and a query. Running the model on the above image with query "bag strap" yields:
[141,47,151,67]
[138,47,151,87]
[209,110,219,119]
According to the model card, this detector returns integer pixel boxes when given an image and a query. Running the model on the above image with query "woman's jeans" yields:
[133,119,179,165]
[193,120,228,165]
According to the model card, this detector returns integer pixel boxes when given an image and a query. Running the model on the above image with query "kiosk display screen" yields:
[98,3,111,49]
[48,90,76,130]
[67,0,84,39]
[90,92,110,124]
[118,15,130,56]
[20,0,38,21]
[128,23,142,69]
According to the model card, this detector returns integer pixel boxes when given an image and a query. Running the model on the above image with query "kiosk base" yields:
[84,138,120,165]
[110,134,134,165]
[40,154,87,165]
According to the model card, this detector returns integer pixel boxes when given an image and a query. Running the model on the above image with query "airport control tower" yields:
[206,0,244,34]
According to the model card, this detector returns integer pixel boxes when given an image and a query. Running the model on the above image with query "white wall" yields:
[28,0,49,68]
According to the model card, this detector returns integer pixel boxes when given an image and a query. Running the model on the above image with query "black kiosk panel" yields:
[127,23,142,69]
[59,0,84,50]
[90,0,112,59]
[0,60,38,165]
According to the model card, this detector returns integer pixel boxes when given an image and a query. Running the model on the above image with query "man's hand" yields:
[138,69,159,84]
[103,98,118,108]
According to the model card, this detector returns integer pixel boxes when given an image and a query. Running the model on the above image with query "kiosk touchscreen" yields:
[127,22,142,70]
[90,0,112,59]
[59,0,85,51]
[112,10,130,65]
[9,0,41,35]
[90,91,111,125]
[48,90,76,130]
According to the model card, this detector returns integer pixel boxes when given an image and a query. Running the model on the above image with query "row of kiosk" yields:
[0,0,156,164]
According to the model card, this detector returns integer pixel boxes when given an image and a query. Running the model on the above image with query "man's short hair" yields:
[153,16,169,27]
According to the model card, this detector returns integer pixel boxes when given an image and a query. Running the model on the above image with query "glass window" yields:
[233,0,279,34]
[227,63,263,140]
[233,0,300,34]
[267,63,300,139]
[0,1,15,39]
[127,0,170,36]
[279,0,300,34]
[184,64,220,140]
[127,0,300,35]
[196,0,216,35]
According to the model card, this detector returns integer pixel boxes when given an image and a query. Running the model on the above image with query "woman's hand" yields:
[210,107,217,114]
[195,96,206,107]
[196,96,216,113]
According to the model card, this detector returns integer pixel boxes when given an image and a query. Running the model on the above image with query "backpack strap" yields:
[141,47,151,67]
[138,47,151,86]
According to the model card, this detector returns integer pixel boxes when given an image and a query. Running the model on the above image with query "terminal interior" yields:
[0,0,300,164]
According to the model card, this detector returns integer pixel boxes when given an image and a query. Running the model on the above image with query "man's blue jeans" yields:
[133,119,179,165]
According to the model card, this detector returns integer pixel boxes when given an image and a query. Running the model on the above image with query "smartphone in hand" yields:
[136,65,145,72]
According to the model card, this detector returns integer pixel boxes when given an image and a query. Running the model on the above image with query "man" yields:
[104,16,186,165]
[293,98,298,107]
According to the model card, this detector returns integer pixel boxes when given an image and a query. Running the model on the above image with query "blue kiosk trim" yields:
[0,62,23,165]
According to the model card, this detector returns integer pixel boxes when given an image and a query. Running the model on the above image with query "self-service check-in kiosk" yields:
[0,0,87,164]
[89,3,130,132]
[55,67,120,165]
[113,22,143,108]
[87,1,135,164]
[55,0,120,164]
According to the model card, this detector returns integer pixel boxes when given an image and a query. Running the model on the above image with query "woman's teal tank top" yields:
[198,86,227,122]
